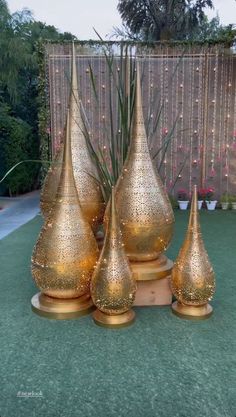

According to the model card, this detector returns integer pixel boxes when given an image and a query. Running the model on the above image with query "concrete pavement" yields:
[0,191,40,240]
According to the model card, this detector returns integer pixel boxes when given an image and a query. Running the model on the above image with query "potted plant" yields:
[197,189,206,210]
[230,195,236,210]
[205,187,217,210]
[177,189,189,210]
[220,193,230,210]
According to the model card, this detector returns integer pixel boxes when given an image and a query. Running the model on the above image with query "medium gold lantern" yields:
[40,144,63,219]
[31,109,99,319]
[115,63,175,281]
[91,188,137,328]
[171,185,215,319]
[70,42,105,232]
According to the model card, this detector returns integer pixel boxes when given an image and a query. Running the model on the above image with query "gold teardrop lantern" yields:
[115,63,175,280]
[31,109,99,319]
[171,185,215,319]
[91,188,137,328]
[40,143,63,219]
[70,42,105,232]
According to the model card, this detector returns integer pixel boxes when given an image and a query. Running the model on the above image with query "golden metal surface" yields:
[115,63,175,261]
[31,109,99,302]
[172,301,213,320]
[91,188,137,324]
[31,292,94,320]
[131,255,173,281]
[92,309,135,328]
[70,42,105,231]
[40,144,63,218]
[171,185,215,317]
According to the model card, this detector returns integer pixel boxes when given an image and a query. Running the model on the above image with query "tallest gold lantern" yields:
[70,42,105,232]
[115,63,175,276]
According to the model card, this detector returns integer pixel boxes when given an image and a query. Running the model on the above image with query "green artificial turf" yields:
[0,211,236,417]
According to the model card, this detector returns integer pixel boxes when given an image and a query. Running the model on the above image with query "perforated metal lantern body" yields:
[171,185,215,307]
[32,110,99,299]
[40,144,63,219]
[70,42,105,232]
[115,64,175,262]
[91,188,137,315]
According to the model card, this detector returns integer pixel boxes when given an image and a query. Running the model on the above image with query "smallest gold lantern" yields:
[91,188,137,328]
[171,185,215,319]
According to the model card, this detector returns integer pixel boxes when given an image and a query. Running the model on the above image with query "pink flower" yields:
[162,127,168,135]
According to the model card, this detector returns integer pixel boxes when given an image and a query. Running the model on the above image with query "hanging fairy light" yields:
[188,44,195,194]
[45,41,236,197]
[209,50,218,180]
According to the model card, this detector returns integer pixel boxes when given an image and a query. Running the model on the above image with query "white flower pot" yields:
[178,201,189,210]
[221,202,229,210]
[198,200,203,210]
[206,200,217,210]
[231,202,236,210]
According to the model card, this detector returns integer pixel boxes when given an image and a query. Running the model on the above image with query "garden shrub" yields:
[0,103,40,196]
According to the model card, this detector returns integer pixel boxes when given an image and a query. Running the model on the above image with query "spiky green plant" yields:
[77,42,187,202]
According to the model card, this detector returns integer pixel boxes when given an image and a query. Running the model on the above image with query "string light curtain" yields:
[44,42,236,198]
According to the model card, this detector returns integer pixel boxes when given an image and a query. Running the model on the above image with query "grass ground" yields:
[0,210,236,417]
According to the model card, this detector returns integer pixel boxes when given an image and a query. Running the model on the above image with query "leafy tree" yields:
[0,0,76,195]
[117,0,214,40]
[191,15,236,43]
[0,101,38,195]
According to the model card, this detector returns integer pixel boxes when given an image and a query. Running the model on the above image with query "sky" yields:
[7,0,236,39]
